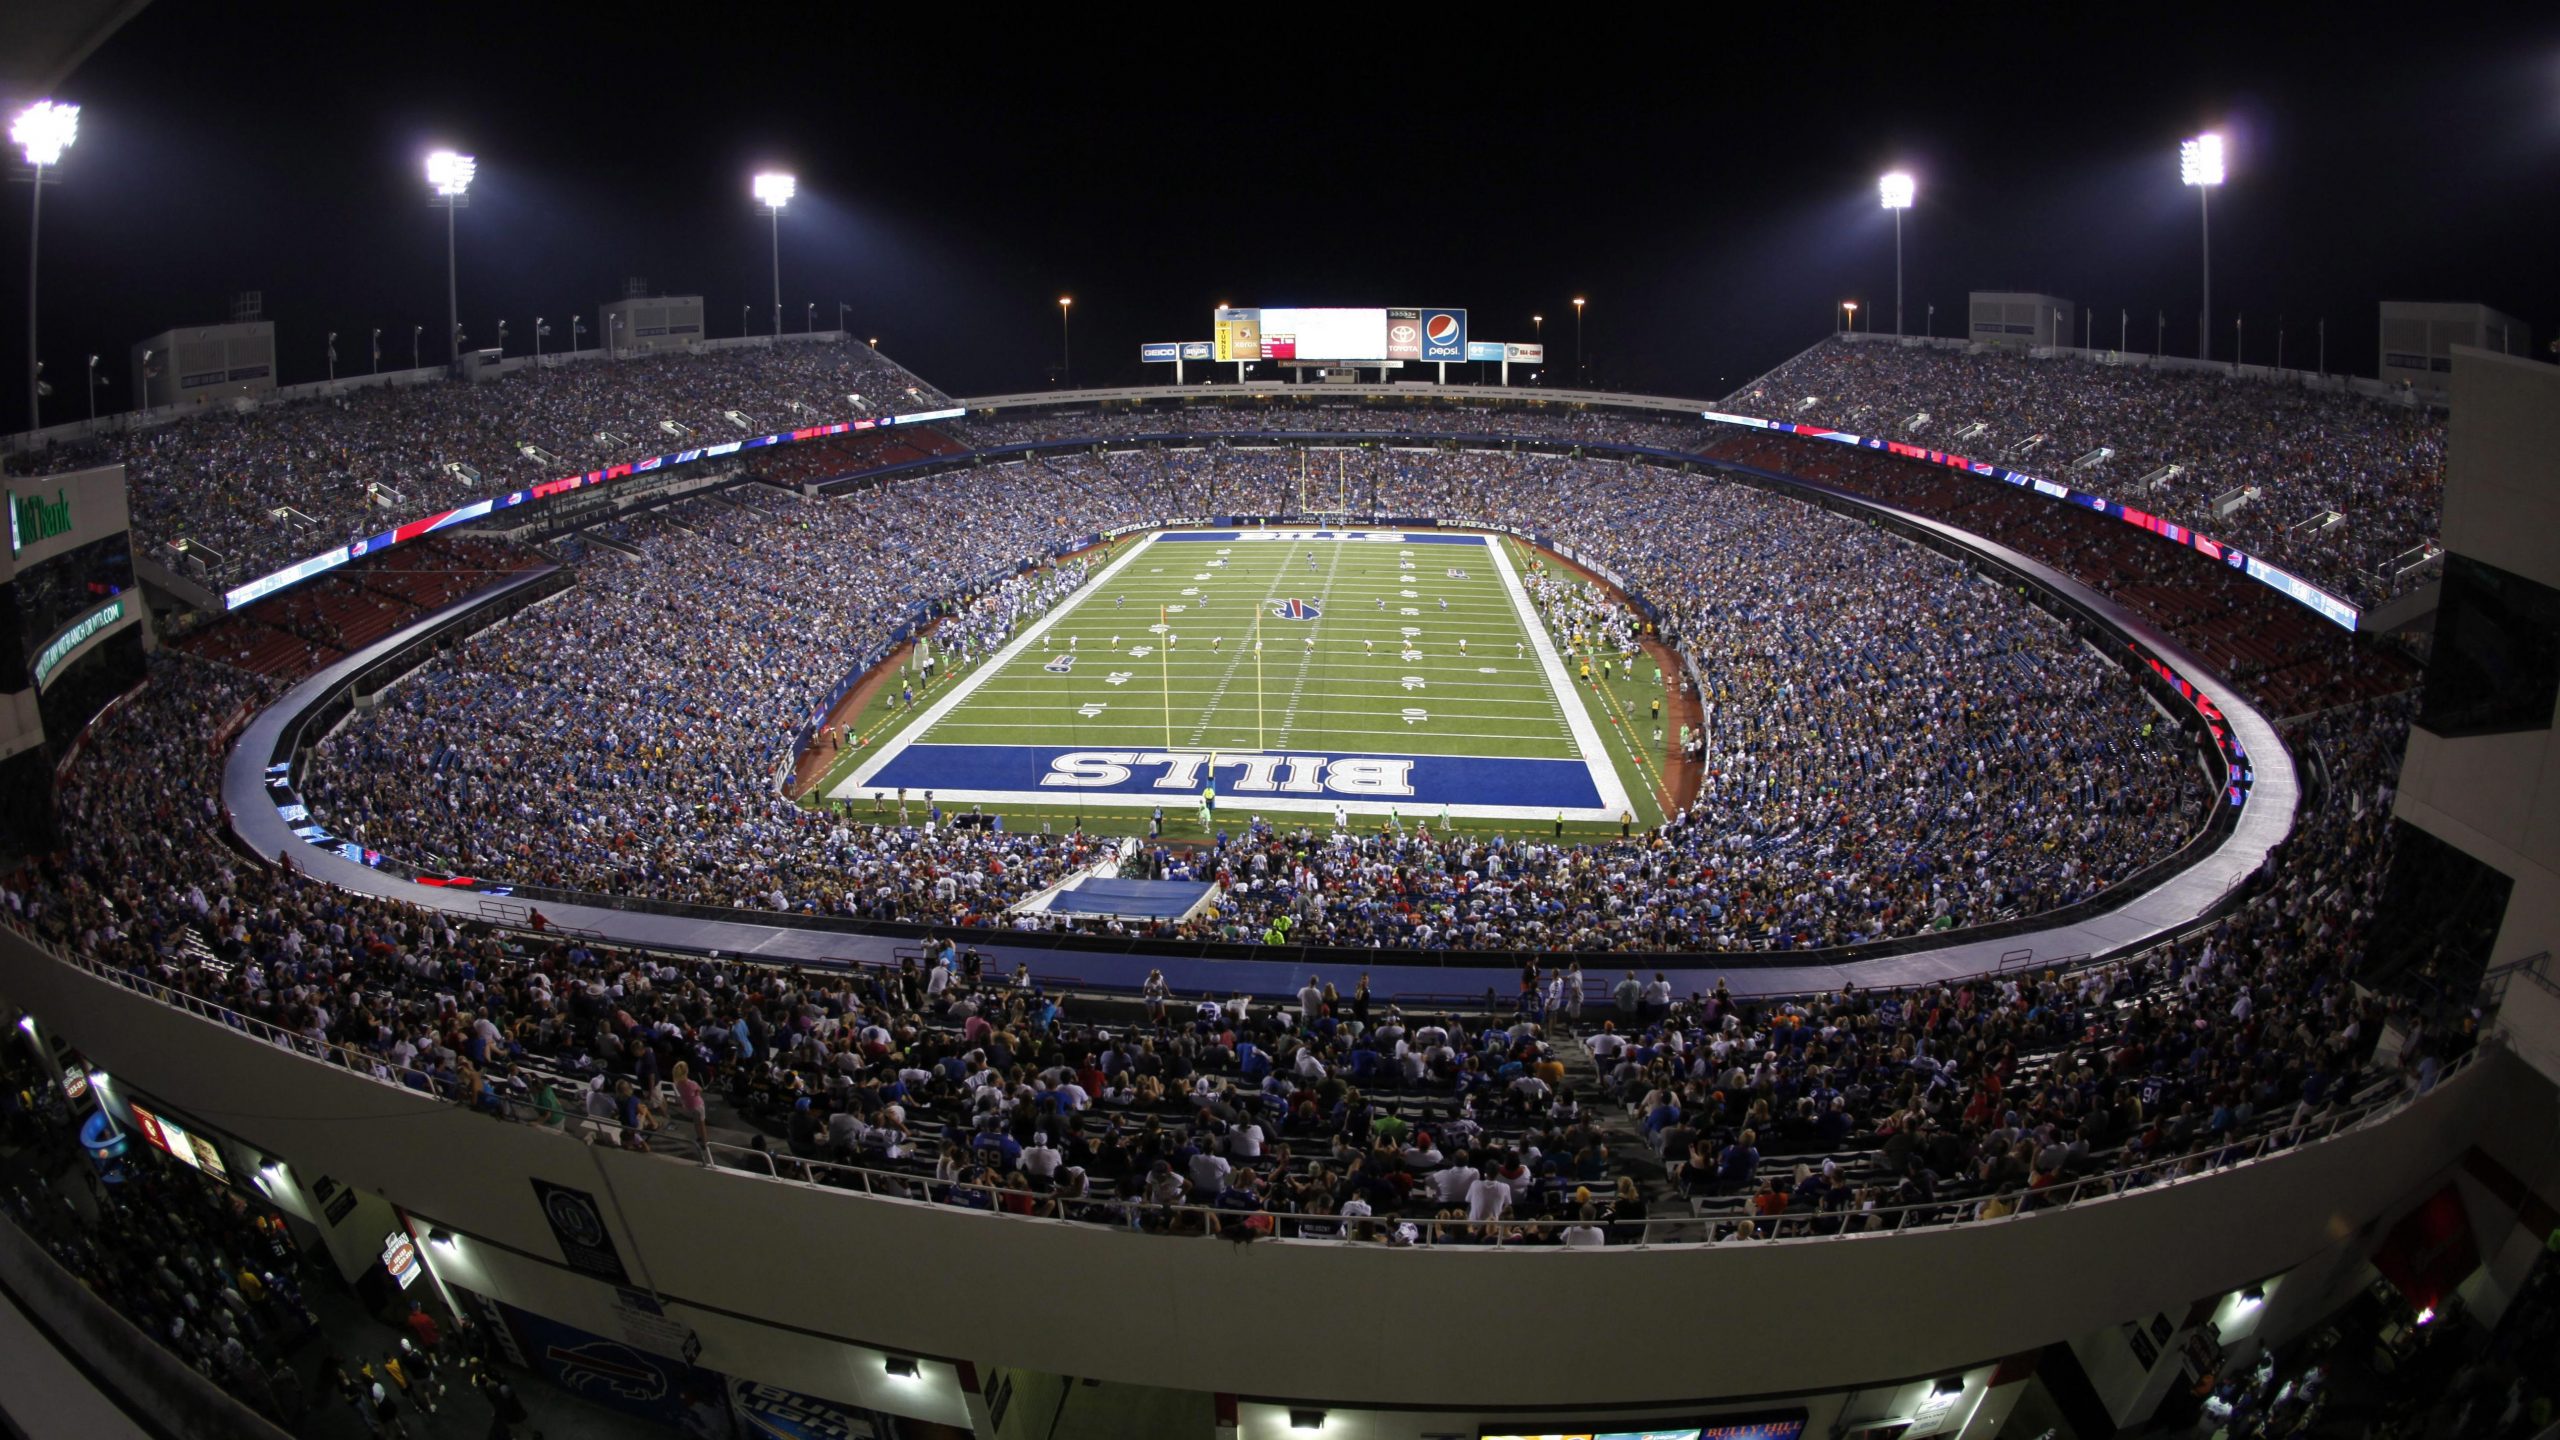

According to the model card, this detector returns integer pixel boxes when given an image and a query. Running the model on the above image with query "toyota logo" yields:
[1389,324,1417,343]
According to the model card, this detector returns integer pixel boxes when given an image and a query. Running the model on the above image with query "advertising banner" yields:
[729,1378,885,1440]
[487,1299,732,1435]
[1504,342,1546,362]
[1139,343,1181,363]
[1420,308,1468,361]
[531,1178,631,1283]
[1464,341,1505,362]
[1386,308,1424,361]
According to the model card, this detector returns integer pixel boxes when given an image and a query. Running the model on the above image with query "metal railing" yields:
[8,913,2473,1252]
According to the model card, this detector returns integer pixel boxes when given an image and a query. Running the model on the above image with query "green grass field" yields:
[807,528,1677,842]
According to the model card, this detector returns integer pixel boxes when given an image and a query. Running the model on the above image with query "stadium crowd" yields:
[10,341,946,586]
[1728,338,2445,608]
[0,644,2448,1247]
[286,451,2200,951]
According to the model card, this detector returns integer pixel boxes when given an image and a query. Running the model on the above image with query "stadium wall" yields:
[1,929,2545,1415]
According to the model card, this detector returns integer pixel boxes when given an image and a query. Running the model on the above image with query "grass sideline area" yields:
[802,527,1683,844]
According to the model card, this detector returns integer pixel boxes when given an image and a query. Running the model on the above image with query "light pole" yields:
[837,301,849,334]
[326,331,338,381]
[1058,297,1074,386]
[741,304,749,338]
[495,318,507,357]
[371,327,381,374]
[753,171,795,340]
[85,353,97,420]
[2156,311,2164,357]
[411,324,423,369]
[1843,301,1858,334]
[425,149,476,366]
[534,317,544,361]
[1571,298,1585,382]
[2181,132,2223,362]
[13,100,79,434]
[572,315,586,353]
[1927,303,1935,338]
[805,302,815,333]
[1532,313,1543,344]
[1879,171,1913,336]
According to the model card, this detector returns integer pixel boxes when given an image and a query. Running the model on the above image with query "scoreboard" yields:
[1214,306,1468,364]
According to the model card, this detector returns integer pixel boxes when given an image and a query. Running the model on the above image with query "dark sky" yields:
[7,6,2559,430]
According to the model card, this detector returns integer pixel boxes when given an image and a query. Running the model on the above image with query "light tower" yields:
[13,100,79,431]
[425,149,476,364]
[1879,171,1915,337]
[752,171,795,339]
[2180,133,2224,361]
[1058,296,1073,387]
[1571,297,1586,383]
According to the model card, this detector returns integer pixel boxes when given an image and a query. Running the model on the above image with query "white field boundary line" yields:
[1487,530,1633,820]
[835,529,1621,820]
[841,532,1166,792]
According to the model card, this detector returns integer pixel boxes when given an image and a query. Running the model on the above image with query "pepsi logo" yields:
[1425,314,1460,344]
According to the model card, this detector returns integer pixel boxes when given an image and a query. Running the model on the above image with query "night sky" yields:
[6,7,2558,431]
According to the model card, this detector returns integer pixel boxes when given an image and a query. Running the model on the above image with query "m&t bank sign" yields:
[10,487,71,554]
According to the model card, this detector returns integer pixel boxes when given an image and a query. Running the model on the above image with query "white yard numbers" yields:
[1400,707,1429,725]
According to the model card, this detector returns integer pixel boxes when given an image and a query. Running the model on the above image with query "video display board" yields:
[125,1099,234,1183]
[1481,1412,1807,1440]
[1214,306,1468,363]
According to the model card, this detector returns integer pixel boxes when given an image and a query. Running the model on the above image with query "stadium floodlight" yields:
[14,100,80,431]
[1059,296,1073,388]
[1842,300,1858,334]
[2181,132,2224,361]
[424,149,476,367]
[1572,298,1586,384]
[1880,171,1915,337]
[425,148,476,197]
[2179,132,2225,187]
[753,171,795,339]
[12,100,78,167]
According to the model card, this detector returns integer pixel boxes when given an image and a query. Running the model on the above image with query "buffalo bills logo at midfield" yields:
[1269,598,1321,621]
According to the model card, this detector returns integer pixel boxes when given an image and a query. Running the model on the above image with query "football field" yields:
[819,528,1648,829]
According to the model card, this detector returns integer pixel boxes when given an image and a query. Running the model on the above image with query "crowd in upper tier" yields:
[3,644,2454,1248]
[288,450,2202,951]
[1728,338,2446,607]
[10,341,945,586]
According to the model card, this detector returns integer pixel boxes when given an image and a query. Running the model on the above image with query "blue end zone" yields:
[1154,530,1486,545]
[857,744,1603,810]
[1044,876,1215,919]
